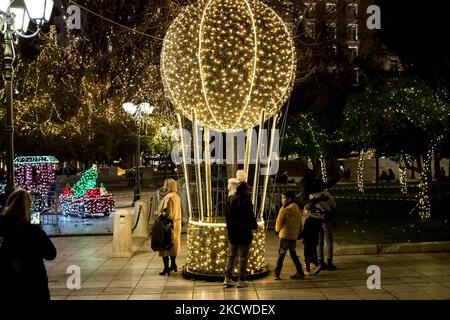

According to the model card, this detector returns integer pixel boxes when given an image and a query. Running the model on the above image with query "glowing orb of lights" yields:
[161,0,296,132]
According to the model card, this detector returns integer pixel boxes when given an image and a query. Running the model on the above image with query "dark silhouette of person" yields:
[387,169,395,182]
[379,170,388,181]
[0,189,57,301]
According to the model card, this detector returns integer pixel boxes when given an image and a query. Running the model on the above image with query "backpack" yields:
[150,215,173,252]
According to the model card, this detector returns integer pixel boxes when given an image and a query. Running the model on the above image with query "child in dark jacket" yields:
[298,203,322,275]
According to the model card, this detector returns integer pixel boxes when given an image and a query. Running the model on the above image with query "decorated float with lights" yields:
[59,164,115,218]
[161,0,296,277]
[14,156,59,222]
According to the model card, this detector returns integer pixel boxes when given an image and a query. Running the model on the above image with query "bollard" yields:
[111,208,133,257]
[132,200,150,238]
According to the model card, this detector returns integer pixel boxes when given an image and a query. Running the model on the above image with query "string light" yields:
[307,157,313,170]
[14,156,59,218]
[319,155,327,184]
[72,165,98,197]
[59,165,115,217]
[357,150,365,193]
[184,220,267,276]
[161,0,296,131]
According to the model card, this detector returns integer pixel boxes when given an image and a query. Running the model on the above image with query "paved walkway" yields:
[46,234,450,300]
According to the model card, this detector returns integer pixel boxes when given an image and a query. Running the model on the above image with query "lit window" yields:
[348,46,358,60]
[347,3,358,19]
[347,23,358,41]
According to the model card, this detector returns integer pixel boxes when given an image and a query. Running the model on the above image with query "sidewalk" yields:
[46,233,450,300]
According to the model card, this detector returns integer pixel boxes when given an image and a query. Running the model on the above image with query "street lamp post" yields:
[1,0,54,201]
[123,102,154,205]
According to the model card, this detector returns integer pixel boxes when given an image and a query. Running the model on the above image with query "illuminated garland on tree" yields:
[307,157,313,170]
[398,163,408,195]
[357,150,365,193]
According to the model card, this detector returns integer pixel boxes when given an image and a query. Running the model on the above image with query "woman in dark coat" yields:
[224,182,257,288]
[0,189,57,301]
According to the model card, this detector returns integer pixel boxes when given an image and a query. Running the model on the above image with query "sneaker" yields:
[312,265,322,276]
[237,280,249,288]
[290,273,305,280]
[223,277,234,286]
[274,275,281,280]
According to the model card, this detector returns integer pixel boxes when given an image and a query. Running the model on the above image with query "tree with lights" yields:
[344,77,450,219]
[72,165,98,197]
[1,0,179,164]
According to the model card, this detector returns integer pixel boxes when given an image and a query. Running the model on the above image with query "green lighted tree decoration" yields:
[72,165,99,197]
[344,77,450,219]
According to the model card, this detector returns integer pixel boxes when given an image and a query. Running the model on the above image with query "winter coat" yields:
[225,194,257,245]
[309,191,336,223]
[157,180,181,257]
[275,202,303,240]
[298,213,322,247]
[0,216,57,301]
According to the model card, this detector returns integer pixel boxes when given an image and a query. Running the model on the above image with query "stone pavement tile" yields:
[161,292,194,300]
[193,290,225,300]
[132,286,164,294]
[66,295,98,300]
[390,292,433,300]
[253,282,286,290]
[97,294,130,300]
[102,287,135,295]
[86,275,116,282]
[283,281,317,289]
[136,279,167,288]
[289,288,326,300]
[256,289,292,300]
[82,280,112,288]
[382,283,418,293]
[107,279,139,288]
[314,280,346,288]
[91,268,120,275]
[318,287,356,297]
[50,288,74,296]
[51,296,68,300]
[69,287,104,295]
[341,279,368,287]
[128,294,162,300]
[425,291,450,299]
[324,294,361,300]
[49,281,71,289]
[223,290,259,300]
[164,286,196,294]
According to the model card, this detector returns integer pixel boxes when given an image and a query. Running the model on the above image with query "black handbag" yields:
[150,215,173,252]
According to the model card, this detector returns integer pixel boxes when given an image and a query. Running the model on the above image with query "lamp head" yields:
[24,0,54,25]
[0,0,10,14]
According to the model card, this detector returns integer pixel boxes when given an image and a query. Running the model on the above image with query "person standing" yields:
[156,179,182,275]
[274,191,305,280]
[309,185,337,271]
[0,189,57,301]
[224,182,257,288]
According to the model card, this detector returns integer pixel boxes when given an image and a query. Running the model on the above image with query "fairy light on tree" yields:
[357,150,365,193]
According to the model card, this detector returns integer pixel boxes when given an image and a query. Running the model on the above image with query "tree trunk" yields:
[375,155,380,185]
[434,158,442,200]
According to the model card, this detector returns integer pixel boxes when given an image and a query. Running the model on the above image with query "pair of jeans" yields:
[317,221,334,261]
[225,243,250,281]
[275,239,303,276]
